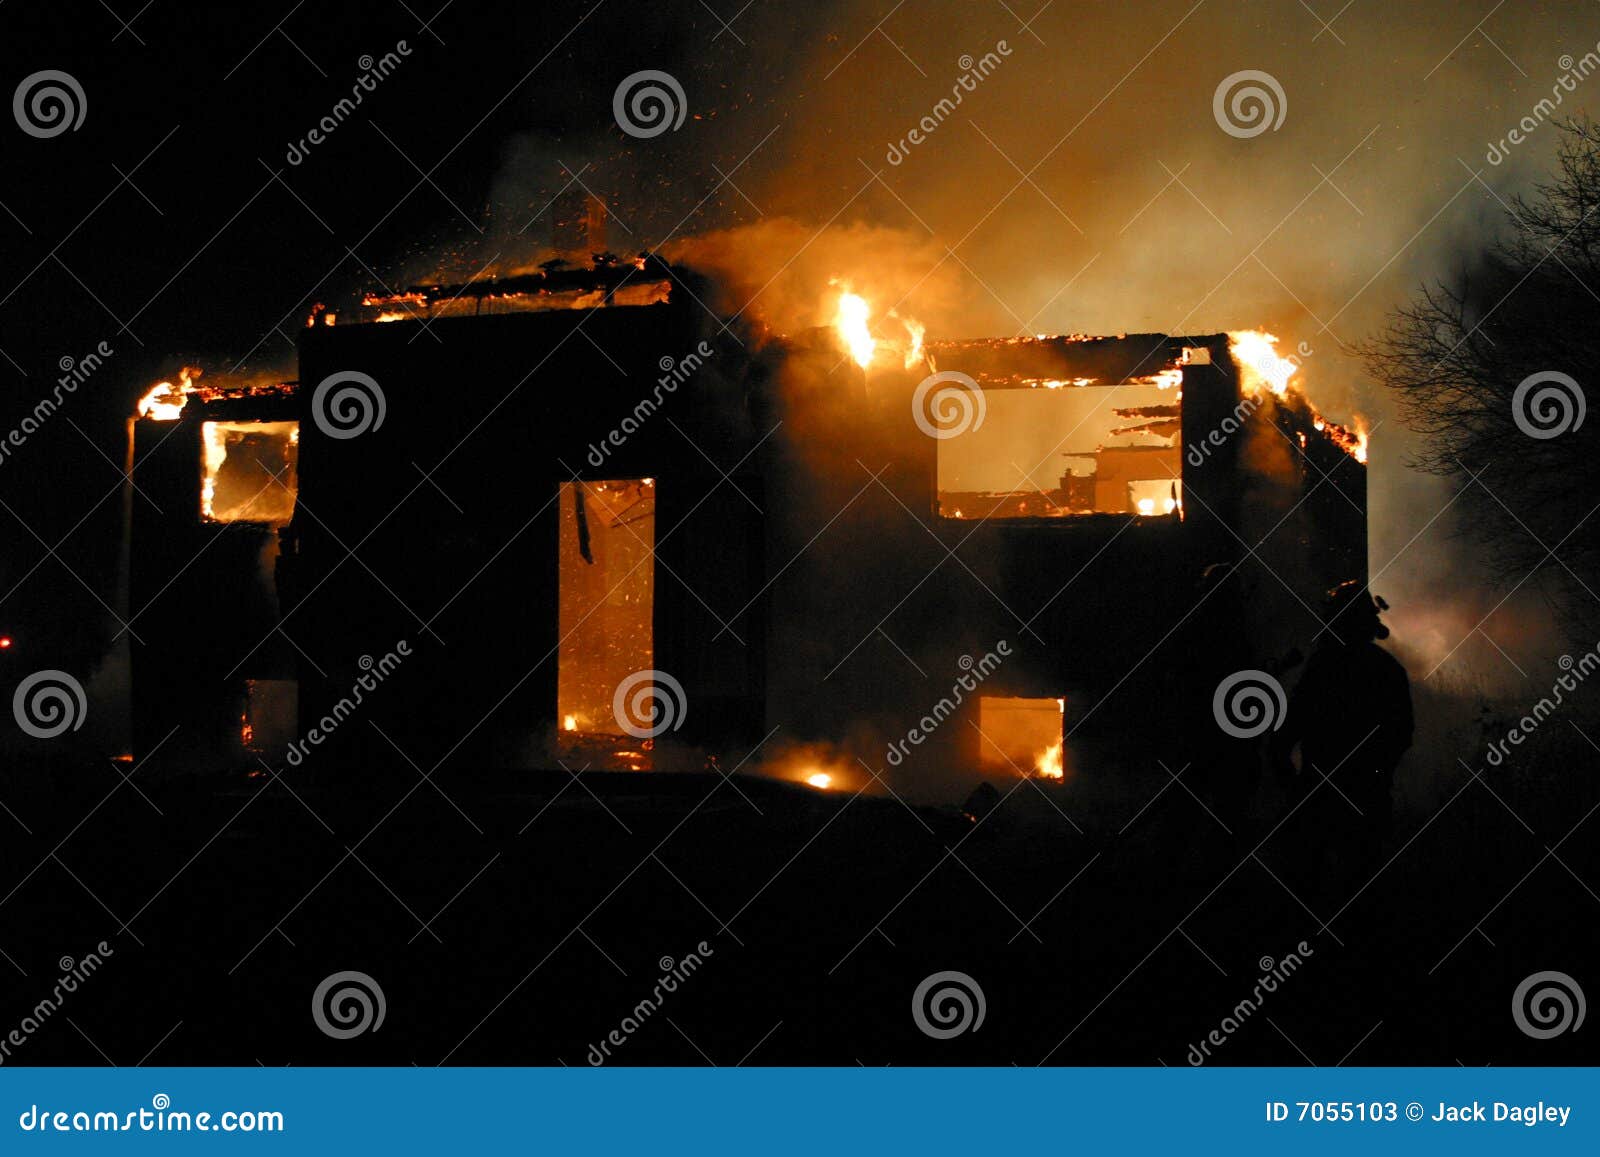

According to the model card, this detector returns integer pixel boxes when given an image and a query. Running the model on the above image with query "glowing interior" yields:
[556,479,656,736]
[937,385,1181,519]
[201,420,299,524]
[977,696,1066,779]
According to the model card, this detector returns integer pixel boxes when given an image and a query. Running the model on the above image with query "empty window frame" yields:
[936,385,1181,519]
[556,478,656,738]
[977,696,1064,779]
[201,420,299,524]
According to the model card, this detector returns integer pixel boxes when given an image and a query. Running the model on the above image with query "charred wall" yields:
[763,335,1250,789]
[290,300,768,775]
[129,409,295,764]
[132,306,1366,788]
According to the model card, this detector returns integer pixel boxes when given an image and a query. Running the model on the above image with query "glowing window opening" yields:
[977,696,1065,780]
[201,420,299,524]
[556,479,656,756]
[936,385,1181,520]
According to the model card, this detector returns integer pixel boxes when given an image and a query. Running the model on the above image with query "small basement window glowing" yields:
[977,696,1065,780]
[557,479,656,740]
[937,385,1181,519]
[201,421,299,524]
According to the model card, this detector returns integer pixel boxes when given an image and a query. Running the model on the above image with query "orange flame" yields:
[137,366,200,420]
[1229,332,1367,464]
[892,311,926,370]
[1035,741,1064,780]
[833,289,875,368]
[1228,330,1296,397]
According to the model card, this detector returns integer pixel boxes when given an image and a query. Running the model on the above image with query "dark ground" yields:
[1,691,1595,1069]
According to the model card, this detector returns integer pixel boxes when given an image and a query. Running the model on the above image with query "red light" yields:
[0,637,12,649]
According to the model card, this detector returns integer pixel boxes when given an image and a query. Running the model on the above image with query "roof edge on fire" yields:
[925,333,1223,387]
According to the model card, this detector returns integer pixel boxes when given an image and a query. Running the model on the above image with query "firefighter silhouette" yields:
[1273,581,1413,912]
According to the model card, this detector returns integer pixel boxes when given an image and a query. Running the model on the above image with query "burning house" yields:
[127,257,1366,795]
